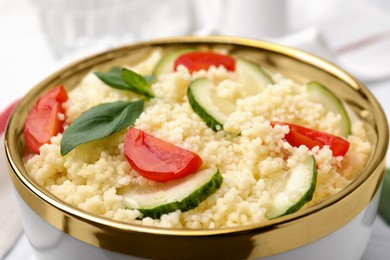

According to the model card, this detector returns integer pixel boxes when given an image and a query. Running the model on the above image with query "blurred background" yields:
[1,0,390,108]
[1,0,390,259]
[1,0,390,110]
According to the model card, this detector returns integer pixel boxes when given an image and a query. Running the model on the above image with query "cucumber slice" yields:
[153,48,194,76]
[266,155,317,219]
[307,81,351,137]
[121,168,223,219]
[188,78,236,131]
[235,57,273,97]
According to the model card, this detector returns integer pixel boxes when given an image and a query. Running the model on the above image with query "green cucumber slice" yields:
[153,48,194,76]
[188,78,236,131]
[235,57,273,97]
[121,168,223,219]
[307,81,351,137]
[266,155,317,219]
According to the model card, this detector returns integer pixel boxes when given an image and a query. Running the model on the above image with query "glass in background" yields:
[220,0,287,39]
[33,0,193,59]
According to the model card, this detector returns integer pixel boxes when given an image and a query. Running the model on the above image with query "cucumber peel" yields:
[121,168,222,219]
[307,81,351,137]
[266,155,317,219]
[188,78,236,131]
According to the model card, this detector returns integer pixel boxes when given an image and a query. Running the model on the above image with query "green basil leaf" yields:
[94,67,128,89]
[94,67,154,98]
[120,68,155,98]
[60,100,144,156]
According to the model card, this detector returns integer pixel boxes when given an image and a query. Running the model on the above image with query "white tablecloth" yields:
[1,0,390,259]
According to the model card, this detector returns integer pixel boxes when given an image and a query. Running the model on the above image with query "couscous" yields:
[24,47,371,229]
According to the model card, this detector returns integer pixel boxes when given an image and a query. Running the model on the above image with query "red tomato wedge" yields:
[24,85,68,154]
[270,121,350,156]
[124,128,203,182]
[174,51,235,73]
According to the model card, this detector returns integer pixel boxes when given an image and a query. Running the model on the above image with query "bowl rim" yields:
[4,35,389,258]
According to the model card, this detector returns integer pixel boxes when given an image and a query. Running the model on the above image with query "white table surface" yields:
[1,0,390,259]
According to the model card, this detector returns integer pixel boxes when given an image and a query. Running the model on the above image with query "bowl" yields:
[4,36,389,260]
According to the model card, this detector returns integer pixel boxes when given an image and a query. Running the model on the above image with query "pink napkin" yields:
[0,99,19,136]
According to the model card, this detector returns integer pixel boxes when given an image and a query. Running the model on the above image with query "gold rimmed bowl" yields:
[4,36,389,260]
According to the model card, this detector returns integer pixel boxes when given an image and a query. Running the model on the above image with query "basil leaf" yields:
[60,100,144,156]
[94,67,154,98]
[121,68,155,98]
[94,67,128,89]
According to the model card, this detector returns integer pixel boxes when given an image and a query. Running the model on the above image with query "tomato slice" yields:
[271,121,350,156]
[174,51,235,73]
[24,85,68,154]
[124,128,203,182]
